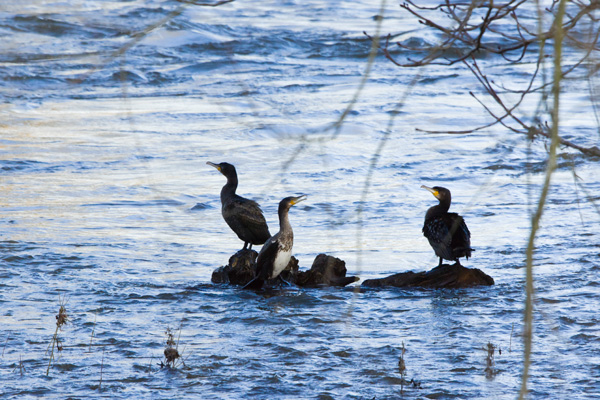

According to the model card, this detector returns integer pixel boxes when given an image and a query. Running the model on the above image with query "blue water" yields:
[1,1,600,398]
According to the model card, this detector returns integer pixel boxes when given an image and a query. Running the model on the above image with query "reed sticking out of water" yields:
[11,354,26,376]
[397,342,421,394]
[147,355,154,373]
[484,342,498,380]
[163,327,180,368]
[161,324,188,369]
[2,334,8,358]
[99,346,105,391]
[509,322,514,353]
[46,296,69,376]
[88,311,97,353]
[19,354,25,375]
[398,342,406,395]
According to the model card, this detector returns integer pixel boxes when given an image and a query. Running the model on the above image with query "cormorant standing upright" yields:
[207,162,271,251]
[243,195,307,290]
[421,185,473,267]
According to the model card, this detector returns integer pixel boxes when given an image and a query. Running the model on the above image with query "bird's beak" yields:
[291,194,307,205]
[206,161,221,172]
[421,185,439,199]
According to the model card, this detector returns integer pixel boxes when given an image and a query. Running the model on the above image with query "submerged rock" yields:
[361,263,494,289]
[211,251,357,288]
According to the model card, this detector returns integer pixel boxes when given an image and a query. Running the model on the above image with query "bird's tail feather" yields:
[242,276,264,290]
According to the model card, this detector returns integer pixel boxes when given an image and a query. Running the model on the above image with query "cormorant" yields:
[243,195,307,290]
[421,185,473,267]
[207,162,271,251]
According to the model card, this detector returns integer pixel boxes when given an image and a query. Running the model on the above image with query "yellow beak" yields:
[421,185,439,199]
[291,194,308,205]
[206,161,221,172]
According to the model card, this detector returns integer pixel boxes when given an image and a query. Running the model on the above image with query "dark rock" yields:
[211,249,299,287]
[211,249,257,285]
[295,254,359,288]
[361,263,494,289]
[211,251,358,288]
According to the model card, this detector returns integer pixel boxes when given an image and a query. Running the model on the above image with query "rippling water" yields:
[2,1,600,398]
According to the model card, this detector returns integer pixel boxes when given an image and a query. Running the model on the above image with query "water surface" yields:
[1,1,599,398]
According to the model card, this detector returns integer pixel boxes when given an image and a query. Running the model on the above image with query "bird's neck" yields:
[426,200,450,218]
[278,209,293,237]
[220,176,238,201]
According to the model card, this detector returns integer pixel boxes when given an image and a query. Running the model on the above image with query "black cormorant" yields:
[207,162,271,251]
[243,195,307,290]
[421,185,473,267]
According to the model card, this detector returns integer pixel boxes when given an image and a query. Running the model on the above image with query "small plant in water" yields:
[46,296,69,376]
[397,342,421,394]
[398,342,407,394]
[160,325,187,369]
[12,354,26,376]
[484,341,499,379]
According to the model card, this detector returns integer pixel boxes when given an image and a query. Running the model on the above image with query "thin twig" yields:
[46,324,59,376]
[509,322,514,353]
[2,334,8,358]
[377,0,600,157]
[99,346,105,391]
[89,311,97,353]
[519,1,567,398]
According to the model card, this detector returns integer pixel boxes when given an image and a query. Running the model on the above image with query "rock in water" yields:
[211,249,258,285]
[211,249,298,286]
[295,254,359,288]
[361,263,494,289]
[211,252,358,288]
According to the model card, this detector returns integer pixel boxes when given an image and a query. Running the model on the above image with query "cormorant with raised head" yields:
[207,162,271,251]
[421,185,473,267]
[243,195,307,290]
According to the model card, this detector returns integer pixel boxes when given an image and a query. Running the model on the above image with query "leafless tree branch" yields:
[366,0,600,157]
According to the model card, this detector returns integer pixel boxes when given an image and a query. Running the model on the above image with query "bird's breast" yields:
[270,247,292,279]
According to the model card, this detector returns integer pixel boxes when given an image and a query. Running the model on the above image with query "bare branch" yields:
[371,0,600,157]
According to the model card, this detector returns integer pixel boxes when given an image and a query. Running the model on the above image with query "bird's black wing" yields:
[423,216,455,261]
[223,196,271,244]
[446,213,472,258]
[255,235,279,281]
[243,235,278,290]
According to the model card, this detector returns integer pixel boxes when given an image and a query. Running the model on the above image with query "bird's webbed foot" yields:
[278,275,292,287]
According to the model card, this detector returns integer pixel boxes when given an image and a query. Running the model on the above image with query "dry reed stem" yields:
[46,297,69,376]
[147,355,154,373]
[519,0,567,398]
[18,354,25,375]
[398,342,407,395]
[19,354,25,375]
[88,311,97,353]
[11,354,26,375]
[2,334,8,358]
[484,342,497,379]
[509,322,514,353]
[99,346,105,391]
[162,324,186,369]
